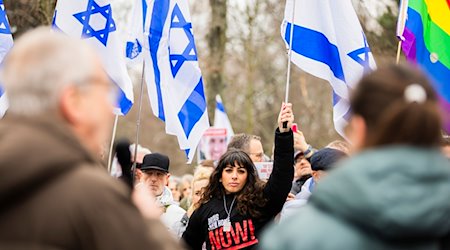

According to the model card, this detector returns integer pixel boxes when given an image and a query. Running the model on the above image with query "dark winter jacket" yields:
[0,114,180,250]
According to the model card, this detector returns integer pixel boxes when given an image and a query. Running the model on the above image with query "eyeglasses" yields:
[76,76,118,105]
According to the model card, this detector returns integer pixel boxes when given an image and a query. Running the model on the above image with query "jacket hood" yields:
[157,186,175,207]
[310,146,450,240]
[0,114,100,210]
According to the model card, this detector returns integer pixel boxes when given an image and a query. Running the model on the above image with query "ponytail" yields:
[351,65,442,148]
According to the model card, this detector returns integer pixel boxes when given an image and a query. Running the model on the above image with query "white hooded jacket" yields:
[158,186,186,236]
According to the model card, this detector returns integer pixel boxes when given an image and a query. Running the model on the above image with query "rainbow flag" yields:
[398,0,450,132]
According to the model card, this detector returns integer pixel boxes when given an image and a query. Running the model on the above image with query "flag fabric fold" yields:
[398,0,450,132]
[214,94,234,143]
[0,0,13,117]
[281,0,376,136]
[125,0,147,63]
[53,0,134,115]
[127,0,209,163]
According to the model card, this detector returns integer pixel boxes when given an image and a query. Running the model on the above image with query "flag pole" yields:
[283,0,296,128]
[107,114,119,172]
[396,40,402,64]
[131,61,146,183]
[396,0,408,65]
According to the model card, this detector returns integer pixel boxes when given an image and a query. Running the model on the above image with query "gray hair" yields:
[227,133,261,154]
[1,27,96,116]
[326,140,351,155]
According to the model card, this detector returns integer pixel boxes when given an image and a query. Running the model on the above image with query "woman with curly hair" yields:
[182,103,295,250]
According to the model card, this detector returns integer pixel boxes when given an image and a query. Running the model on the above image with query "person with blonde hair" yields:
[179,174,194,210]
[175,166,213,237]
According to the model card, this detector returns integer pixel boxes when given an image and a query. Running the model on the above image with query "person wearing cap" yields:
[290,129,317,194]
[280,148,347,222]
[135,153,186,236]
[290,151,312,195]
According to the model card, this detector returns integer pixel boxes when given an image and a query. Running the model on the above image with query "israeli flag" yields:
[53,0,134,115]
[125,0,147,63]
[214,95,234,143]
[0,0,13,117]
[281,0,376,136]
[127,0,209,163]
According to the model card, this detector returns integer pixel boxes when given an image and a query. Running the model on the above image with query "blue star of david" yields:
[52,10,62,32]
[73,0,116,46]
[0,4,11,35]
[169,4,198,77]
[348,32,372,74]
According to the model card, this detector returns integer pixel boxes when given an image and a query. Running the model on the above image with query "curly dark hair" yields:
[197,149,267,218]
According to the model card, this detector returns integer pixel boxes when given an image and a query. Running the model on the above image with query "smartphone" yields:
[292,123,298,133]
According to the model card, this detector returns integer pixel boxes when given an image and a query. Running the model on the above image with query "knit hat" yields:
[310,148,347,171]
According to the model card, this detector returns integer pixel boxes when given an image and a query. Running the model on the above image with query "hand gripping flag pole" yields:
[283,0,296,129]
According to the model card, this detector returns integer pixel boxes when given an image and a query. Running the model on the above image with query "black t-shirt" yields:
[182,130,294,250]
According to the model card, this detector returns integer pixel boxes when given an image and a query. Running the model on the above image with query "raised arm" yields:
[262,103,295,216]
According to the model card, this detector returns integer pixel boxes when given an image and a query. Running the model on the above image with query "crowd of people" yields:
[0,28,449,250]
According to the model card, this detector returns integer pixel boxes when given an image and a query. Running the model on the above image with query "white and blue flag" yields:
[125,0,147,63]
[53,0,134,115]
[214,94,234,143]
[281,0,376,136]
[127,0,209,163]
[0,0,13,117]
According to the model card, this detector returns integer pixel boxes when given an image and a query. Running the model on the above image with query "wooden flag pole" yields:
[396,0,408,65]
[131,61,146,182]
[396,40,402,65]
[285,0,296,104]
[283,0,296,128]
[107,114,119,173]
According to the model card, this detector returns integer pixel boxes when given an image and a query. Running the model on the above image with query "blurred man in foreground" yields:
[0,28,178,249]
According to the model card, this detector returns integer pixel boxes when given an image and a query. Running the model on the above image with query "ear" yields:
[348,115,367,153]
[59,86,83,125]
[135,169,144,182]
[165,173,170,186]
[311,170,320,182]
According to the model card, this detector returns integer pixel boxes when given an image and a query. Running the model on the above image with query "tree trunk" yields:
[4,0,56,37]
[244,4,257,134]
[206,0,227,124]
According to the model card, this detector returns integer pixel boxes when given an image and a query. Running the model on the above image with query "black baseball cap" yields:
[138,153,170,173]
